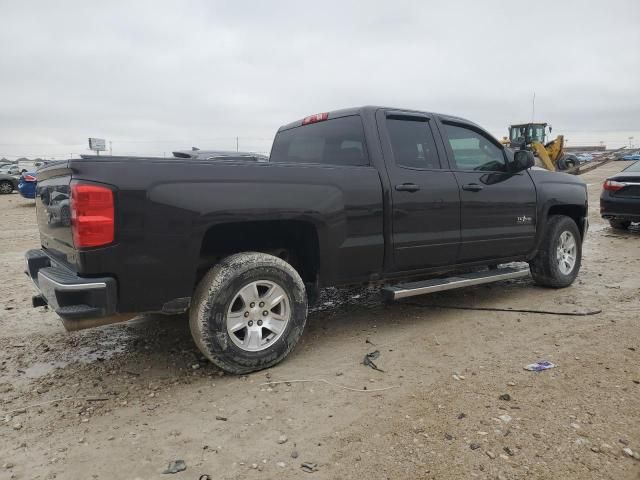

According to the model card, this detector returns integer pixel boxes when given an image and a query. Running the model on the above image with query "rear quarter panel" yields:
[69,158,384,312]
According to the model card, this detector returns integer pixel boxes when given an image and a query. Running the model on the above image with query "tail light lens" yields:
[71,183,114,248]
[603,179,625,192]
[23,174,36,182]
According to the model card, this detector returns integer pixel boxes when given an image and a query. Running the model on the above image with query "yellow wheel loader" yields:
[502,123,578,171]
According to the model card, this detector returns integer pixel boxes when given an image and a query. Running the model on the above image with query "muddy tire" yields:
[189,252,307,374]
[609,219,631,230]
[0,180,13,194]
[529,215,581,288]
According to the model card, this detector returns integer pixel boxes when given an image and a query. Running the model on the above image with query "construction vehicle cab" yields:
[508,123,549,149]
[505,122,577,171]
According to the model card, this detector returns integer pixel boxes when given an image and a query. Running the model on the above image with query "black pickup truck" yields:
[26,106,588,373]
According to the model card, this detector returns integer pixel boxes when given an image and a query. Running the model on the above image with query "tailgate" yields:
[35,160,76,266]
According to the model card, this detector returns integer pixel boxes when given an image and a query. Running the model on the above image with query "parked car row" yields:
[3,150,269,197]
[0,171,37,197]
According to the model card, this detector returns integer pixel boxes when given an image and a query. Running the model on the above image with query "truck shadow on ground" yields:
[59,277,541,375]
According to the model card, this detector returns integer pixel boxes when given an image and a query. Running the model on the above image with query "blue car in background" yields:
[18,172,37,199]
[622,151,640,161]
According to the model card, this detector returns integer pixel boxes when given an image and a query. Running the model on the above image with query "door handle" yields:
[395,183,420,192]
[462,183,483,192]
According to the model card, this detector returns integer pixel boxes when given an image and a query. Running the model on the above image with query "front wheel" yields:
[189,252,307,374]
[529,215,582,288]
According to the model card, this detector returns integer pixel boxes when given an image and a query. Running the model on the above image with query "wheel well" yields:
[197,220,320,285]
[547,205,586,239]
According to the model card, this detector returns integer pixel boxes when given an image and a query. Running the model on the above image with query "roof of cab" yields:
[276,106,478,132]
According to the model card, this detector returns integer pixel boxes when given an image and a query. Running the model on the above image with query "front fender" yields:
[528,169,588,257]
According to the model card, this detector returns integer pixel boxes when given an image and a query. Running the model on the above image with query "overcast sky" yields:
[1,0,639,158]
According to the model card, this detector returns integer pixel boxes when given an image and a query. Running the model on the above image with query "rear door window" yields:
[270,116,369,166]
[386,117,441,169]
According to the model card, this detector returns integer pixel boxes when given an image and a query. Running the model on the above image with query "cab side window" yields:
[270,116,369,167]
[443,123,506,172]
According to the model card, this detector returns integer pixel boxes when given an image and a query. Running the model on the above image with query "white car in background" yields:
[0,165,20,176]
[575,153,594,163]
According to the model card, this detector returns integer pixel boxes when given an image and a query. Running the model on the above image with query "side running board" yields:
[382,266,530,301]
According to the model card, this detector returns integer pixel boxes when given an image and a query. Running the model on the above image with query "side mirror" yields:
[512,150,535,172]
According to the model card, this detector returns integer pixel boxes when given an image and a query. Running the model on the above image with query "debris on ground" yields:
[215,415,227,421]
[470,443,481,450]
[622,447,640,460]
[277,434,288,444]
[301,462,319,473]
[524,360,556,372]
[499,393,512,401]
[362,350,384,372]
[162,460,186,474]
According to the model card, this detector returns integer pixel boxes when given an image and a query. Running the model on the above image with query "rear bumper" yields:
[600,193,640,222]
[24,249,118,321]
[18,182,36,199]
[601,213,640,222]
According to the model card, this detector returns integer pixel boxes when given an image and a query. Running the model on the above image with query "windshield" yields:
[510,125,546,144]
[509,126,526,142]
[527,125,546,143]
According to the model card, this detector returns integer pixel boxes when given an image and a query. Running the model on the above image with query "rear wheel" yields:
[529,215,581,288]
[190,252,307,374]
[609,219,631,230]
[0,180,13,194]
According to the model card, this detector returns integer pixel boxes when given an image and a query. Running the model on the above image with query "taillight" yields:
[23,175,36,182]
[71,183,114,248]
[302,112,329,125]
[603,179,625,192]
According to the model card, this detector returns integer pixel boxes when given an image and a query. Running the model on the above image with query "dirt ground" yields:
[0,162,639,480]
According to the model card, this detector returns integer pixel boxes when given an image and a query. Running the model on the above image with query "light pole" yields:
[630,136,635,148]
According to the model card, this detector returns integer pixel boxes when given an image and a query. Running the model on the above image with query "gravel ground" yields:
[0,162,639,480]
